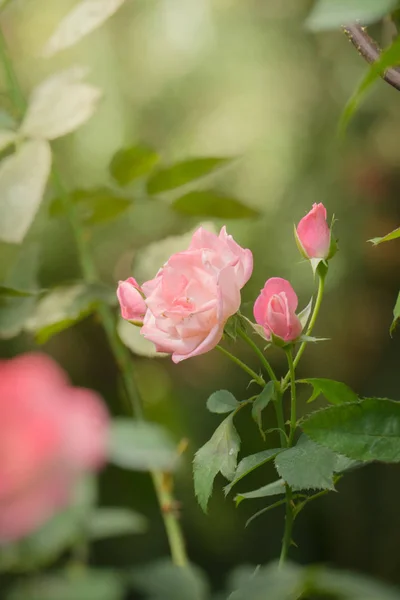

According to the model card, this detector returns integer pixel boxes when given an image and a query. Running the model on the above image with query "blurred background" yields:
[0,0,400,596]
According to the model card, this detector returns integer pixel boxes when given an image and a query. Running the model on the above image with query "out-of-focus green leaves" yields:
[42,0,126,57]
[299,377,359,405]
[309,566,400,599]
[0,140,51,244]
[110,145,159,186]
[303,398,400,462]
[224,448,281,496]
[108,419,178,472]
[229,561,303,600]
[117,318,168,358]
[50,188,133,225]
[390,292,400,336]
[235,479,285,504]
[0,285,41,297]
[147,157,232,195]
[172,191,258,219]
[0,130,16,151]
[251,381,274,436]
[306,0,398,30]
[340,35,400,133]
[87,508,147,540]
[369,226,400,245]
[130,560,209,600]
[206,390,239,414]
[193,414,240,512]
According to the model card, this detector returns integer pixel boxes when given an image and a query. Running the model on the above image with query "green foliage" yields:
[130,560,209,600]
[172,191,258,219]
[193,414,240,512]
[147,157,231,195]
[87,508,147,539]
[300,377,359,405]
[224,448,281,495]
[390,291,400,336]
[369,226,400,245]
[0,285,41,297]
[306,0,398,30]
[235,479,286,504]
[303,398,400,462]
[109,419,178,472]
[110,145,159,186]
[251,381,274,436]
[51,188,132,225]
[229,561,303,600]
[206,390,240,414]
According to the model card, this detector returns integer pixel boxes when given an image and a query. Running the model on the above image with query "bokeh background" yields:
[0,0,400,595]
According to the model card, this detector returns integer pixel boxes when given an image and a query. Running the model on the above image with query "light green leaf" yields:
[42,0,126,57]
[297,298,313,330]
[21,67,101,140]
[108,419,178,472]
[306,0,397,30]
[193,414,240,512]
[310,567,400,600]
[0,140,51,244]
[303,398,400,462]
[206,390,240,414]
[274,435,336,491]
[117,318,168,358]
[147,157,232,195]
[110,145,159,186]
[390,292,400,336]
[51,188,132,225]
[251,382,274,435]
[130,559,209,600]
[224,448,281,496]
[172,191,258,219]
[299,378,359,405]
[229,562,304,600]
[369,226,400,245]
[235,479,286,505]
[87,508,147,539]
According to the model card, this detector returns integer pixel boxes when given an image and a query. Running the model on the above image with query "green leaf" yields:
[309,566,400,600]
[274,435,336,491]
[235,479,286,505]
[390,291,400,336]
[51,188,132,225]
[110,145,159,186]
[297,297,313,330]
[251,382,274,435]
[229,562,304,600]
[172,191,258,219]
[306,0,397,30]
[303,398,400,462]
[193,414,240,512]
[0,285,41,297]
[108,419,178,472]
[206,390,240,414]
[147,157,232,194]
[299,378,358,405]
[87,508,147,540]
[224,448,281,495]
[369,226,400,245]
[130,559,209,600]
[117,317,168,358]
[340,34,400,133]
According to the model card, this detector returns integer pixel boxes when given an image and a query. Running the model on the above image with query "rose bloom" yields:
[296,203,331,259]
[0,353,108,542]
[253,277,302,343]
[117,277,146,322]
[118,227,253,363]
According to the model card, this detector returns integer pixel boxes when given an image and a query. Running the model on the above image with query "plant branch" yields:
[216,344,265,387]
[237,328,278,383]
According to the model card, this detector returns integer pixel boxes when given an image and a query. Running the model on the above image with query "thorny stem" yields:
[0,26,188,568]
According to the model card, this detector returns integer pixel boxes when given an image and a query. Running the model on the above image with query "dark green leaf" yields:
[172,191,258,219]
[306,0,397,30]
[193,414,240,512]
[110,145,159,186]
[206,390,239,414]
[87,508,147,539]
[274,435,336,491]
[299,378,358,405]
[50,188,132,225]
[130,559,209,600]
[251,382,274,435]
[147,157,232,194]
[390,292,400,336]
[303,398,400,462]
[108,419,178,472]
[224,448,281,495]
[369,226,400,245]
[235,479,286,505]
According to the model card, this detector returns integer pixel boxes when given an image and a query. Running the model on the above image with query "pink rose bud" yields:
[296,203,331,260]
[253,277,303,343]
[140,226,253,363]
[0,353,108,542]
[117,277,147,323]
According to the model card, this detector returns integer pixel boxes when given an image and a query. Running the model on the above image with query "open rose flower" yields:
[118,226,253,363]
[0,353,108,542]
[253,277,303,343]
[296,203,331,260]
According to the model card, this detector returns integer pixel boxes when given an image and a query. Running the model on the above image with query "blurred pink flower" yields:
[0,353,108,542]
[121,226,253,363]
[117,277,146,323]
[253,277,302,343]
[296,203,331,259]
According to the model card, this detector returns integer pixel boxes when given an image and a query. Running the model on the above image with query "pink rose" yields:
[253,277,303,343]
[0,353,108,542]
[117,277,147,323]
[135,226,253,363]
[296,203,331,259]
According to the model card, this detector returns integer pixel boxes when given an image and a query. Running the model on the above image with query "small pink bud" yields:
[296,203,331,260]
[253,277,302,343]
[117,277,147,323]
